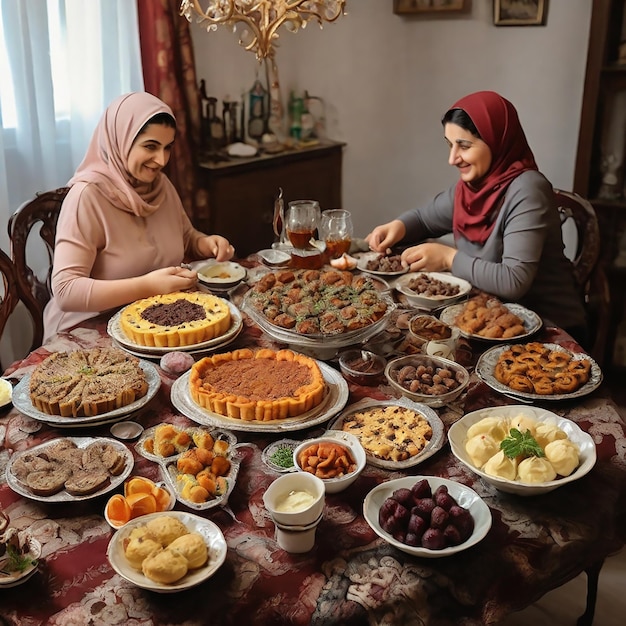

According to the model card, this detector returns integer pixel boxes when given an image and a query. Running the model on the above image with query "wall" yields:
[189,0,592,236]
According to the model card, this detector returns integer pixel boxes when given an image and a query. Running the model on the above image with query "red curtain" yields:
[136,0,210,228]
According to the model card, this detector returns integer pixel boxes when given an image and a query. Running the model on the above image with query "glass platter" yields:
[170,361,349,433]
[6,436,134,502]
[440,302,542,342]
[327,397,446,470]
[107,299,243,356]
[11,360,161,428]
[475,342,603,402]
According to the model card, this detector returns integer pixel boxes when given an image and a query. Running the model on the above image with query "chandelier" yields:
[180,0,347,60]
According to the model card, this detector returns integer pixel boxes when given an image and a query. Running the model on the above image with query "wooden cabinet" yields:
[574,0,626,367]
[196,141,345,257]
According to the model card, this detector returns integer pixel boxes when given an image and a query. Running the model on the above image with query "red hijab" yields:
[448,91,538,245]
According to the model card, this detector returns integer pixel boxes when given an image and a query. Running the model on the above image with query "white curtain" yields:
[0,0,144,367]
[0,0,144,251]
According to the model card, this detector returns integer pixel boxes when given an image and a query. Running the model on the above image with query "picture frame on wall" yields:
[393,0,470,16]
[494,0,548,26]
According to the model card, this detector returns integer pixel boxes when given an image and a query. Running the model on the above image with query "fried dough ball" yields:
[168,533,208,569]
[145,515,189,547]
[124,530,162,570]
[142,547,189,584]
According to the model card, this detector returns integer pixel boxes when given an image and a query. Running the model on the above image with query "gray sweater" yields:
[398,171,586,330]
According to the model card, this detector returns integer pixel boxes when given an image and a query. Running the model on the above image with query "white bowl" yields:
[263,472,326,526]
[257,248,291,267]
[0,378,13,409]
[292,431,367,493]
[394,272,471,310]
[192,259,246,289]
[448,405,597,496]
[385,354,470,408]
[363,476,492,558]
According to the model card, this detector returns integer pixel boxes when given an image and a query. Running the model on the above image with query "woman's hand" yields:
[199,235,235,261]
[144,266,198,294]
[365,220,406,253]
[401,243,457,273]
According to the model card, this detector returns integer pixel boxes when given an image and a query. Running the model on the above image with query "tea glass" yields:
[286,200,321,251]
[320,209,353,259]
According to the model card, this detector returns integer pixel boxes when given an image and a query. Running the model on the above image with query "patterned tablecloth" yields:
[1,269,625,626]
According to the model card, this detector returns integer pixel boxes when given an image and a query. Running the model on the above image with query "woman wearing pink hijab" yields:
[44,91,234,340]
[366,90,587,344]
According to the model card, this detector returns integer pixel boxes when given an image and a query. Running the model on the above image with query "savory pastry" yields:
[142,547,189,584]
[145,515,189,547]
[466,417,509,444]
[453,294,526,338]
[534,423,568,449]
[483,450,518,481]
[465,433,500,468]
[517,456,557,483]
[167,532,208,569]
[544,439,580,477]
[124,528,162,570]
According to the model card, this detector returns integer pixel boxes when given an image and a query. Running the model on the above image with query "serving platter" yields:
[6,436,134,503]
[475,342,603,402]
[363,476,492,558]
[393,272,472,311]
[171,361,349,432]
[107,300,243,356]
[11,360,160,428]
[106,511,227,593]
[327,397,446,470]
[440,301,542,342]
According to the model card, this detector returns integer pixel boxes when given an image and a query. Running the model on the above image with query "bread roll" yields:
[145,515,189,547]
[168,532,208,569]
[142,547,188,583]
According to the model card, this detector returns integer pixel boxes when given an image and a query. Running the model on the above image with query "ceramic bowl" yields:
[0,378,13,409]
[263,472,325,527]
[338,349,387,386]
[448,405,597,496]
[394,272,471,310]
[384,354,470,408]
[292,431,367,493]
[193,259,246,289]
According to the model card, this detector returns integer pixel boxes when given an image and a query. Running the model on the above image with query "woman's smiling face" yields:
[444,122,492,185]
[127,123,176,184]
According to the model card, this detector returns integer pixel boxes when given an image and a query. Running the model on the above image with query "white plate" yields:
[394,272,472,310]
[0,377,13,408]
[327,397,446,470]
[6,436,134,502]
[171,361,349,433]
[440,302,542,341]
[107,300,243,356]
[355,251,408,276]
[106,511,227,593]
[448,405,597,495]
[363,476,492,558]
[189,259,247,289]
[11,360,160,428]
[0,537,41,587]
[475,343,603,402]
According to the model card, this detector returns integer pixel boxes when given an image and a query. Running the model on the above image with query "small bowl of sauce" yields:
[338,350,386,386]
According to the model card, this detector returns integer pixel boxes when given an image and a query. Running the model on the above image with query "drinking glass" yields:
[320,209,353,259]
[286,200,320,251]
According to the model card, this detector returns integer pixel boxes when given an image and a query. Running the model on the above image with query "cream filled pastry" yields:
[544,439,580,477]
[483,450,518,480]
[517,456,557,483]
[465,433,500,468]
[466,417,509,444]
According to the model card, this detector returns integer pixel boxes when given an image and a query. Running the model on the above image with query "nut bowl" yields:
[293,431,367,493]
[447,405,597,496]
[385,354,470,408]
[338,349,387,386]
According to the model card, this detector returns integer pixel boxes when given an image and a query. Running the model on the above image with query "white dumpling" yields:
[517,456,557,484]
[509,414,539,436]
[544,439,580,477]
[483,450,517,481]
[465,434,500,468]
[466,417,509,444]
[534,422,567,449]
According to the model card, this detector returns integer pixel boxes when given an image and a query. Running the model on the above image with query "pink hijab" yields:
[69,92,175,217]
[449,91,538,245]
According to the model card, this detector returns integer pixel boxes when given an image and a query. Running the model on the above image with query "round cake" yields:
[189,348,326,421]
[29,347,148,417]
[119,291,231,348]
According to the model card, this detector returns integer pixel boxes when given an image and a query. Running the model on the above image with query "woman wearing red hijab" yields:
[366,90,586,342]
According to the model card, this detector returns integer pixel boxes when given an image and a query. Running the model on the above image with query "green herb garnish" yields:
[500,428,545,459]
[269,446,295,469]
[2,544,37,573]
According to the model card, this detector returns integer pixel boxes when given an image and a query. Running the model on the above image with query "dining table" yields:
[1,256,625,626]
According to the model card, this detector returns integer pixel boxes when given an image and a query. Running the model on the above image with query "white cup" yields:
[263,473,325,553]
[423,327,460,361]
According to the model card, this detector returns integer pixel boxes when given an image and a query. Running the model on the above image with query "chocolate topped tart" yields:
[120,291,231,347]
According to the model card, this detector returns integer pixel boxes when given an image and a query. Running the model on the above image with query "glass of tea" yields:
[320,209,353,259]
[286,200,320,251]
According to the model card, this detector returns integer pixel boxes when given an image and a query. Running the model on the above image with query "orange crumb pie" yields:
[189,348,326,421]
[119,291,231,348]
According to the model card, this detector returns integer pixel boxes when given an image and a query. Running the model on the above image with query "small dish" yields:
[394,272,472,310]
[191,259,247,289]
[338,349,387,386]
[292,431,367,493]
[110,421,144,441]
[257,248,291,268]
[0,536,41,587]
[0,377,13,409]
[262,439,299,472]
[104,479,176,529]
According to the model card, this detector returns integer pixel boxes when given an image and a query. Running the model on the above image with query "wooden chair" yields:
[0,247,20,372]
[554,188,610,364]
[7,187,70,353]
